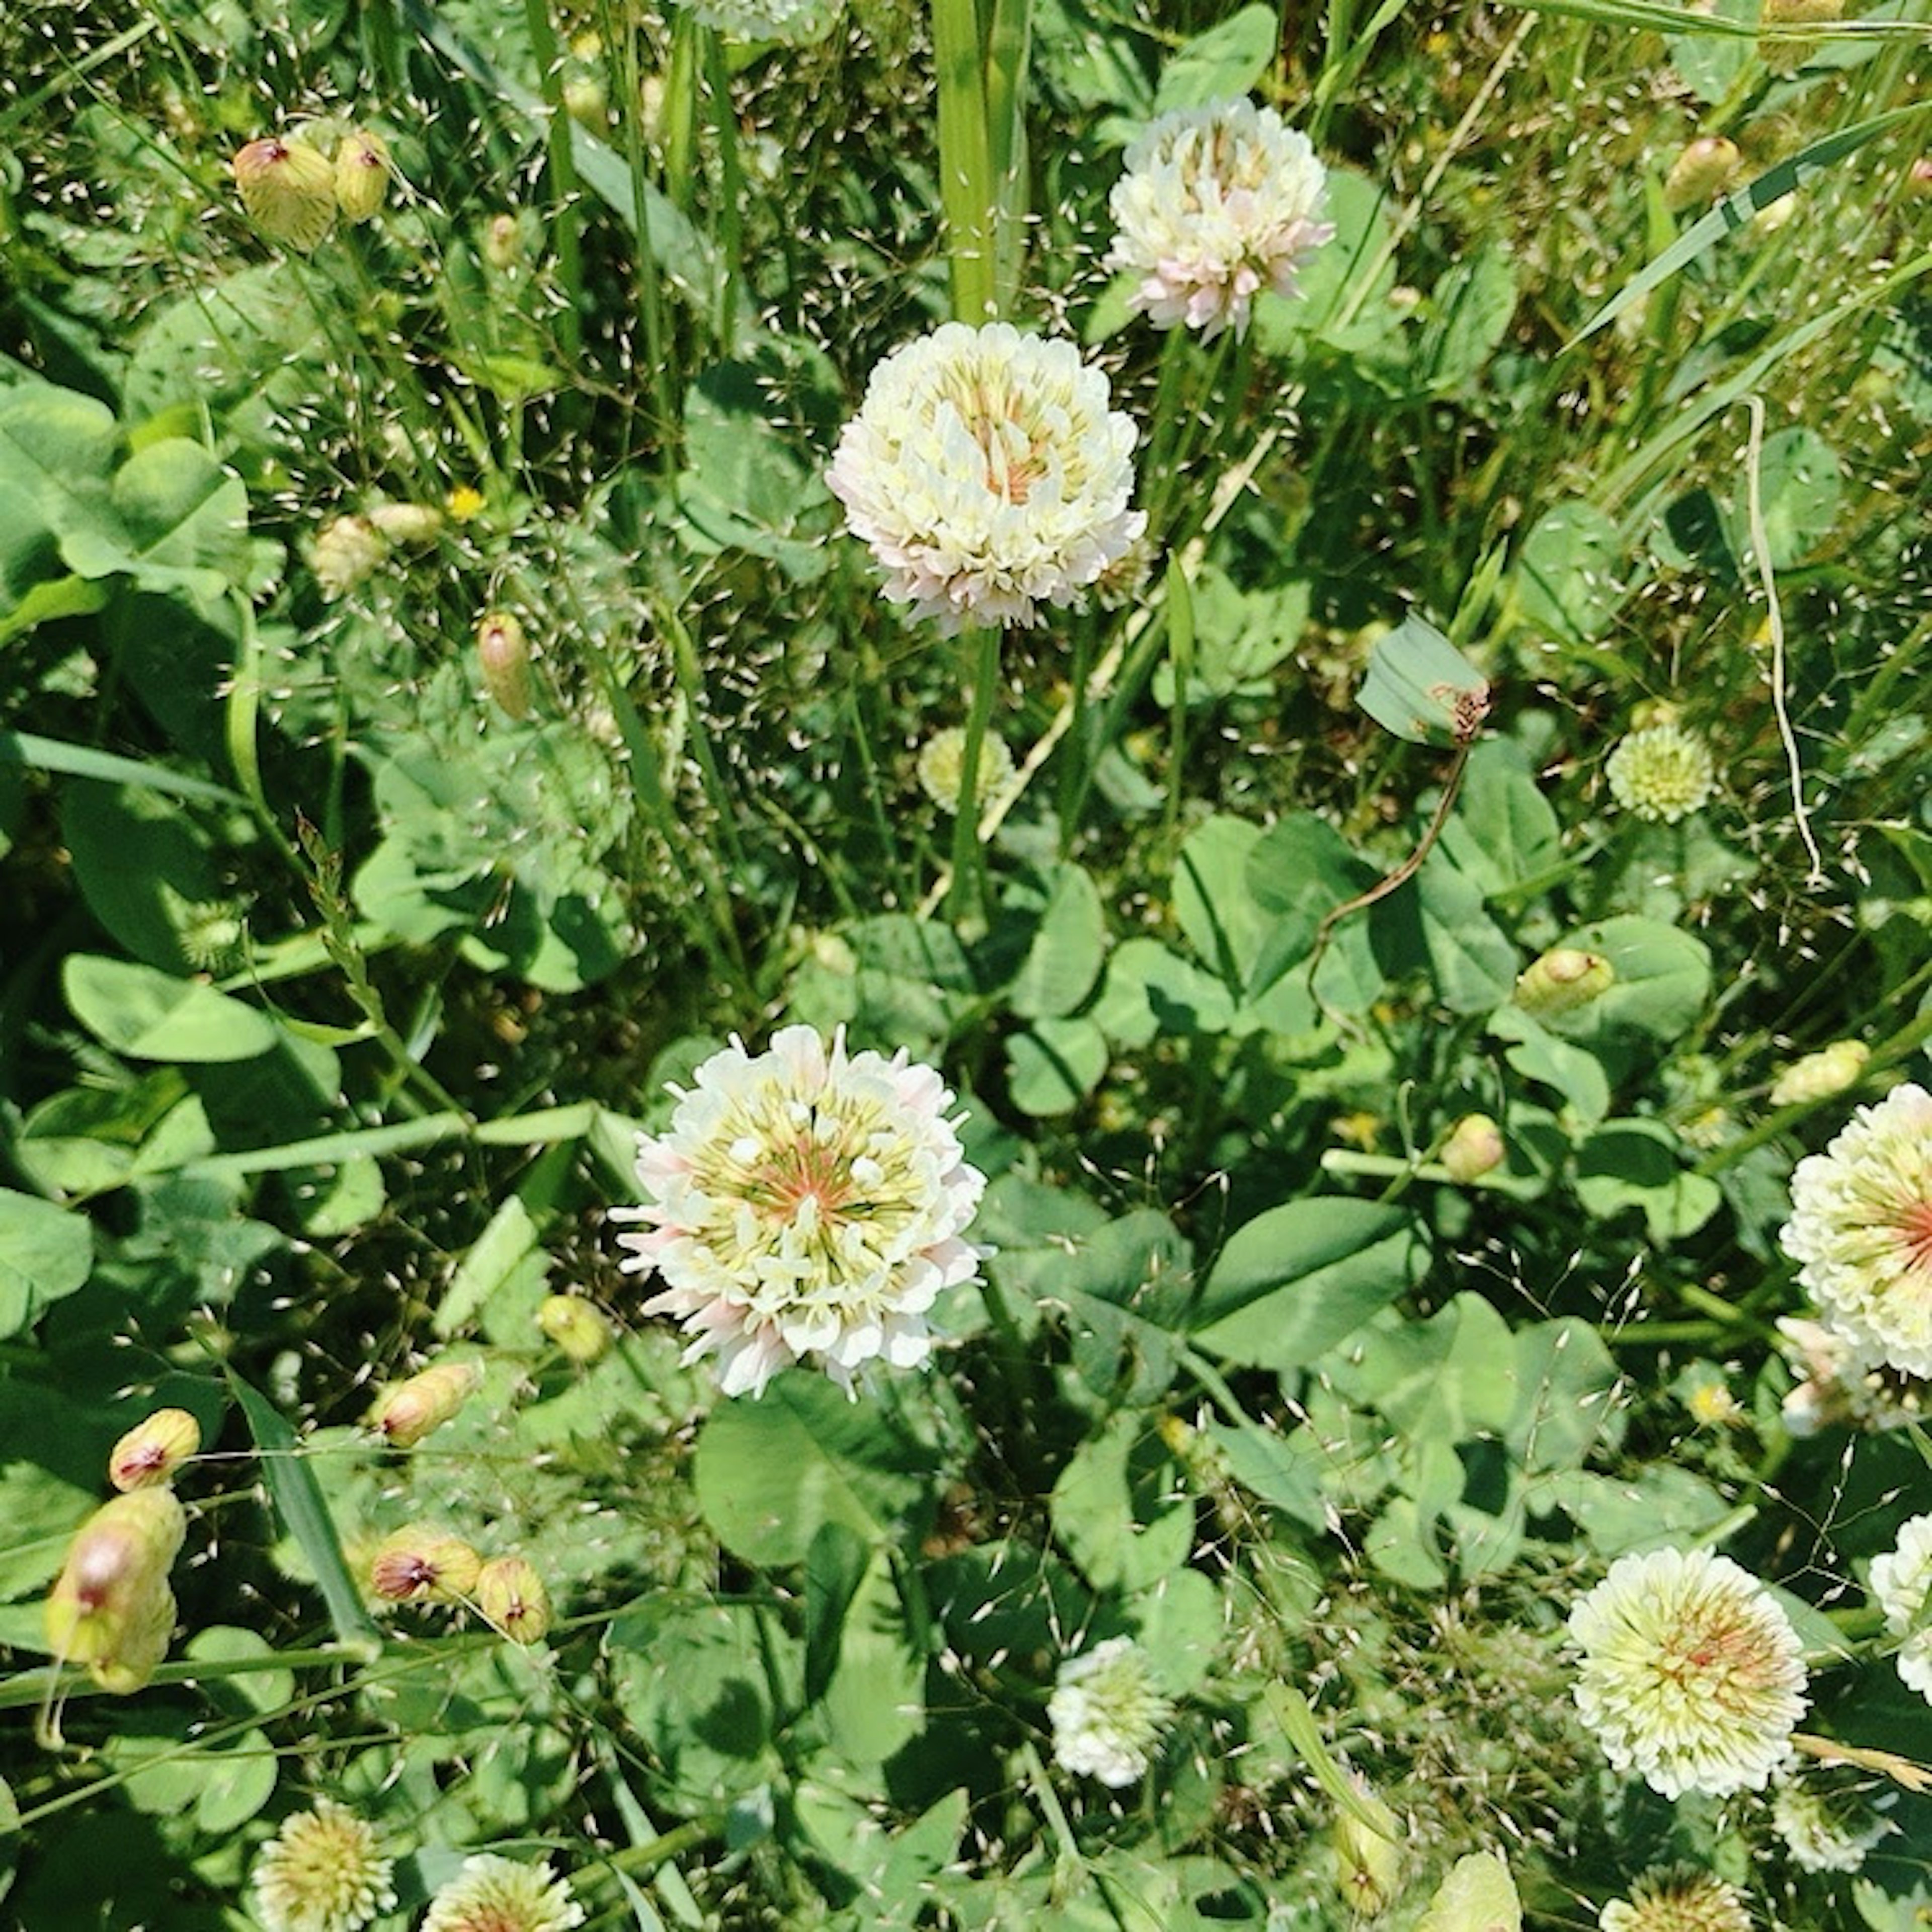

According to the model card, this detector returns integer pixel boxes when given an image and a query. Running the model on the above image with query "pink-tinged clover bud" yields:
[368,1526,482,1603]
[365,1360,482,1449]
[108,1408,202,1491]
[1664,135,1740,211]
[232,136,338,252]
[475,1555,552,1644]
[366,501,444,545]
[44,1489,187,1671]
[1439,1113,1504,1183]
[1769,1040,1869,1108]
[333,127,392,223]
[1513,947,1615,1019]
[476,610,533,719]
[536,1295,612,1365]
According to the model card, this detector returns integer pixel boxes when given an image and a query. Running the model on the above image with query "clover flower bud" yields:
[916,727,1016,815]
[88,1584,177,1695]
[1769,1040,1868,1108]
[333,128,392,223]
[44,1489,187,1680]
[476,1555,552,1644]
[482,214,523,271]
[476,610,533,719]
[1909,158,1932,198]
[1439,1113,1504,1182]
[1513,947,1615,1018]
[232,136,338,252]
[1605,721,1716,823]
[366,501,444,545]
[1599,1867,1749,1931]
[251,1798,397,1932]
[365,1359,482,1448]
[108,1407,202,1491]
[368,1526,482,1603]
[1331,1779,1403,1917]
[312,515,388,599]
[1664,136,1740,211]
[536,1295,612,1365]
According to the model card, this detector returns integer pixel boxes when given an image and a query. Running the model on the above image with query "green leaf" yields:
[1091,936,1235,1044]
[1413,246,1517,393]
[803,1520,870,1707]
[693,1375,929,1566]
[1355,614,1491,747]
[1542,915,1713,1043]
[1192,1200,1427,1369]
[1415,1852,1521,1932]
[1009,863,1107,1020]
[64,954,278,1063]
[0,1190,93,1339]
[1732,426,1842,571]
[1507,1318,1626,1475]
[1152,5,1276,111]
[1436,739,1562,895]
[1415,859,1519,1013]
[1004,1016,1109,1116]
[1576,1118,1724,1240]
[61,782,227,973]
[1254,168,1400,355]
[1050,1413,1192,1592]
[1515,500,1625,644]
[227,1373,382,1657]
[1486,1007,1612,1123]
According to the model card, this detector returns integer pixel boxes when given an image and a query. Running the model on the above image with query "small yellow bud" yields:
[365,1360,482,1448]
[476,610,533,720]
[446,483,487,522]
[368,1526,482,1604]
[332,127,392,223]
[475,1555,552,1644]
[108,1408,202,1491]
[1769,1040,1869,1108]
[1513,947,1615,1019]
[1332,1780,1403,1918]
[232,136,338,252]
[1439,1113,1504,1183]
[366,501,444,545]
[44,1490,187,1676]
[1664,136,1740,211]
[536,1295,613,1365]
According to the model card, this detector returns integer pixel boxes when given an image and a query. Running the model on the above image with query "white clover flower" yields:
[1106,99,1333,341]
[1568,1547,1807,1799]
[916,726,1015,815]
[1775,1316,1930,1437]
[421,1855,584,1932]
[1869,1512,1932,1702]
[250,1799,396,1932]
[615,1026,986,1399]
[678,0,838,43]
[1770,1772,1891,1873]
[827,322,1146,632]
[1047,1636,1173,1788]
[1598,1867,1749,1932]
[1604,722,1717,823]
[1780,1084,1932,1379]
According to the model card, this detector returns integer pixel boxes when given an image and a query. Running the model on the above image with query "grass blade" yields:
[0,730,248,808]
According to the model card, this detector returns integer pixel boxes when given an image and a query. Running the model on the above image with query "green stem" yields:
[946,626,1003,927]
[702,33,747,348]
[932,0,998,321]
[522,0,586,366]
[662,14,701,213]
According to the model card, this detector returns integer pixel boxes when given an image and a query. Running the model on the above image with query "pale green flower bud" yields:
[1513,947,1615,1018]
[1664,136,1740,212]
[482,213,524,271]
[232,136,337,252]
[332,127,392,223]
[1770,1040,1869,1108]
[88,1584,177,1694]
[108,1407,202,1492]
[476,1555,552,1644]
[368,1526,482,1603]
[312,515,388,599]
[1439,1113,1504,1183]
[366,501,444,545]
[536,1295,612,1365]
[476,610,533,719]
[1332,1779,1403,1917]
[366,1359,482,1448]
[44,1490,187,1680]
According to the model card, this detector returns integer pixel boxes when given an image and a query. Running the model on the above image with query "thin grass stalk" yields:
[521,0,586,365]
[1162,555,1196,862]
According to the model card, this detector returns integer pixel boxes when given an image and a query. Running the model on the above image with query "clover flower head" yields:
[1048,1635,1173,1788]
[1567,1546,1806,1798]
[421,1855,584,1932]
[615,1026,987,1398]
[1770,1770,1891,1873]
[678,0,839,42]
[311,515,388,599]
[827,322,1146,632]
[1869,1511,1932,1701]
[1605,722,1716,823]
[251,1799,396,1932]
[1598,1867,1750,1932]
[917,726,1016,815]
[1780,1084,1932,1379]
[1106,99,1334,341]
[1776,1315,1930,1436]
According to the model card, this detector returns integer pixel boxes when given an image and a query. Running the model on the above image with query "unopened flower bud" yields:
[475,1555,552,1643]
[563,71,608,124]
[1910,158,1932,199]
[332,127,392,223]
[482,213,523,271]
[1770,1040,1869,1108]
[45,1489,187,1674]
[1513,947,1615,1019]
[1664,135,1740,211]
[476,610,532,720]
[89,1584,177,1694]
[108,1408,202,1491]
[536,1295,612,1364]
[366,501,444,545]
[368,1525,482,1603]
[366,1360,482,1448]
[916,727,1016,815]
[1439,1113,1504,1183]
[1332,1779,1403,1918]
[232,136,337,252]
[312,515,388,599]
